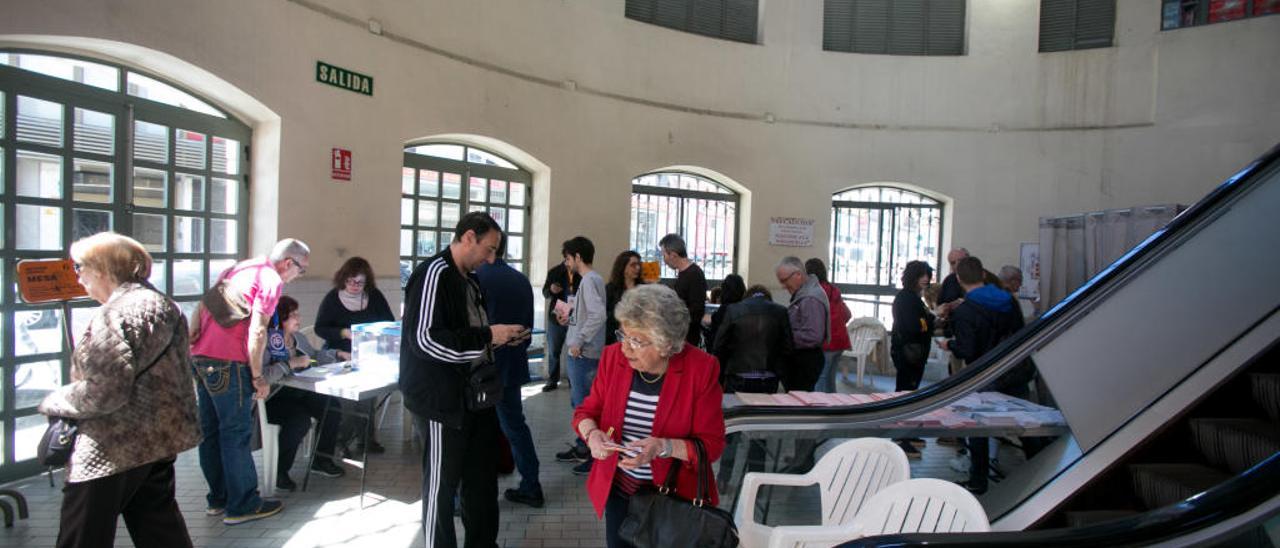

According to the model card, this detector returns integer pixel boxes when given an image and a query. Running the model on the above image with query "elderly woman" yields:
[572,284,726,548]
[39,232,202,548]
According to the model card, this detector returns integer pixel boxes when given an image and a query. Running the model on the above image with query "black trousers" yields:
[414,409,500,548]
[57,458,192,548]
[266,387,341,474]
[892,345,927,391]
[604,487,634,548]
[783,348,824,392]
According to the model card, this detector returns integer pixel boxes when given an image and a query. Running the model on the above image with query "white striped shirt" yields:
[619,374,663,482]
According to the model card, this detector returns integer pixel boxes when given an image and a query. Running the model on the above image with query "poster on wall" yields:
[768,217,815,247]
[1019,242,1040,300]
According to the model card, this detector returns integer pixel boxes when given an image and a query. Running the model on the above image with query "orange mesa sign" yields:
[641,261,662,284]
[17,259,88,303]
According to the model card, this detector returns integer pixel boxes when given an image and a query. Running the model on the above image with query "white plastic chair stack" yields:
[256,399,280,497]
[735,438,911,548]
[845,317,887,388]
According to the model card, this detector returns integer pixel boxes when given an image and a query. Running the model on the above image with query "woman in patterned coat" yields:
[39,232,202,548]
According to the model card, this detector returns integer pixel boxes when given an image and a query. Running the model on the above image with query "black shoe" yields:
[541,383,559,392]
[572,460,593,476]
[504,488,546,508]
[963,481,988,495]
[224,500,284,525]
[556,444,589,463]
[898,441,923,459]
[275,475,297,492]
[310,460,345,478]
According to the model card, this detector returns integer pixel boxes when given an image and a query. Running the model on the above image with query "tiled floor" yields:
[0,355,1011,547]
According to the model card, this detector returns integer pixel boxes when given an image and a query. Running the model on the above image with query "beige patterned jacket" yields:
[39,282,202,483]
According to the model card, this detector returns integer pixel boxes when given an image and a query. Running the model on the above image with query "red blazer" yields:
[572,342,726,517]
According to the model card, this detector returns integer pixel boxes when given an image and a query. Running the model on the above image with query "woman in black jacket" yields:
[891,260,936,392]
[604,251,645,345]
[314,257,396,353]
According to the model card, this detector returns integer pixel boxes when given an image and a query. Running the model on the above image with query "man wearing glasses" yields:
[775,256,829,393]
[190,238,310,525]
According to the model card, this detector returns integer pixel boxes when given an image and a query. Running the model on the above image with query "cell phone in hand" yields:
[507,327,533,346]
[603,441,639,458]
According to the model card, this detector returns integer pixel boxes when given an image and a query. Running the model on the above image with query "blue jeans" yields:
[815,350,843,393]
[544,317,568,385]
[495,381,541,494]
[193,358,263,517]
[567,355,599,410]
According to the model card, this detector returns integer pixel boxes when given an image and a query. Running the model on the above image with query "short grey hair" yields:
[776,256,804,274]
[269,238,310,262]
[999,265,1022,283]
[614,284,690,356]
[658,233,687,258]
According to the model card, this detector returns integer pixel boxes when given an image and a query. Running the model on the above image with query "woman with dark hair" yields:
[892,260,936,393]
[704,273,745,351]
[806,258,853,392]
[314,257,396,353]
[604,251,645,345]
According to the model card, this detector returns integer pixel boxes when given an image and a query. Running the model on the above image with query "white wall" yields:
[3,0,1277,320]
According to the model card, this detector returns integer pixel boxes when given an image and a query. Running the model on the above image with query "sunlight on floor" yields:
[284,493,421,548]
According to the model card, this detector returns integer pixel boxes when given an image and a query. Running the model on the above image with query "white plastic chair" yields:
[736,438,910,548]
[256,399,279,497]
[844,318,887,388]
[764,478,990,548]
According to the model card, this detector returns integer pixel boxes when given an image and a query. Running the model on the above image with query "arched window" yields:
[830,186,943,328]
[401,144,532,283]
[631,172,738,281]
[0,51,249,477]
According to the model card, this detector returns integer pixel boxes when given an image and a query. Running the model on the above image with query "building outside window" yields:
[630,172,738,281]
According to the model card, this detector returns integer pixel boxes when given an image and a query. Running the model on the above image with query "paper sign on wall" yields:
[17,259,87,303]
[1019,242,1040,300]
[768,217,815,247]
[331,148,352,181]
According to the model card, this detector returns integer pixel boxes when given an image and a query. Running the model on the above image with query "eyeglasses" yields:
[73,262,84,274]
[288,258,307,275]
[777,270,801,284]
[346,278,367,286]
[614,329,653,350]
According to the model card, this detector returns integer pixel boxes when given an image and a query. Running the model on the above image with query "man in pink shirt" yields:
[191,239,309,526]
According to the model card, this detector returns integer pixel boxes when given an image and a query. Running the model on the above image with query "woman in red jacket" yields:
[572,284,726,548]
[807,258,853,392]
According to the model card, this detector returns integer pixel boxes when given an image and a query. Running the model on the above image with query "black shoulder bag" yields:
[618,438,739,548]
[38,332,175,467]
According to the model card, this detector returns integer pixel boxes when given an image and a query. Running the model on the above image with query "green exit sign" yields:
[316,61,373,96]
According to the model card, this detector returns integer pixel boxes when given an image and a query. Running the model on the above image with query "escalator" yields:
[718,142,1280,544]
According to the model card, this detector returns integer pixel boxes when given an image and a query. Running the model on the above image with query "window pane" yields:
[133,120,168,164]
[15,413,48,462]
[210,219,237,254]
[15,204,61,250]
[405,144,464,160]
[132,212,167,251]
[73,158,113,203]
[73,108,115,155]
[466,148,517,169]
[469,177,487,202]
[401,167,416,195]
[177,301,198,323]
[416,231,437,257]
[211,178,238,213]
[468,203,486,214]
[174,173,205,210]
[400,260,413,288]
[15,360,62,408]
[400,229,413,256]
[126,72,224,118]
[441,202,460,228]
[16,150,62,199]
[72,209,112,240]
[442,172,462,199]
[211,136,240,175]
[418,200,437,227]
[150,259,168,292]
[15,311,62,356]
[209,260,235,287]
[174,216,205,253]
[508,208,525,234]
[16,95,63,147]
[419,170,439,197]
[133,167,167,207]
[0,53,120,91]
[510,182,526,206]
[490,180,507,203]
[71,305,100,342]
[489,207,507,230]
[401,198,414,225]
[172,259,203,296]
[507,235,524,261]
[174,129,207,169]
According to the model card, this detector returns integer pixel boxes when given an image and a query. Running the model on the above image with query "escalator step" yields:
[1129,463,1231,510]
[1189,418,1280,474]
[1252,374,1280,422]
[1064,510,1140,528]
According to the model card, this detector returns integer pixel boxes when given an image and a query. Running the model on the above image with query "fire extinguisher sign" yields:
[331,148,352,181]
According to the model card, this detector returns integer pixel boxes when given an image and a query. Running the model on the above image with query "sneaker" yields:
[936,437,963,447]
[898,441,922,459]
[504,488,546,508]
[556,444,589,463]
[276,475,297,492]
[572,460,593,476]
[541,383,559,392]
[223,500,284,526]
[310,460,346,478]
[205,506,225,516]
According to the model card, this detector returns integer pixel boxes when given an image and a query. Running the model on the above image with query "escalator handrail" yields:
[724,142,1280,428]
[835,451,1280,547]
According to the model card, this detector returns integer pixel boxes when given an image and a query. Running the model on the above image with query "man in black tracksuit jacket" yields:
[401,212,526,548]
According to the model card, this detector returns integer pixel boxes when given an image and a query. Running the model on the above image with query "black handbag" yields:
[463,358,503,411]
[618,439,739,548]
